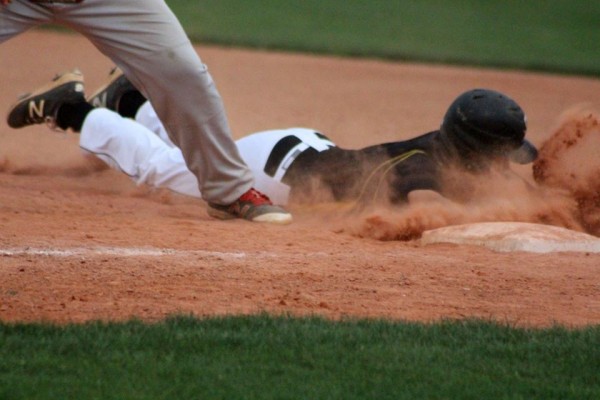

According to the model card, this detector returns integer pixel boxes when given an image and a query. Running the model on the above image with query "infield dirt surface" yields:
[1,30,599,327]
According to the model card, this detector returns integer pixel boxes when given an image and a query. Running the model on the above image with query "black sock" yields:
[117,91,147,119]
[56,101,94,132]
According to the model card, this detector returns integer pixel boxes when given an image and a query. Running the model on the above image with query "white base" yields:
[420,222,600,253]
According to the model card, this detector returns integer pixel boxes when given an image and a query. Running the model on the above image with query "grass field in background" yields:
[2,315,599,399]
[168,0,600,77]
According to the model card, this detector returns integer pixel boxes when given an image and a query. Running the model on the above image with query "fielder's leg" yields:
[0,0,51,43]
[55,0,253,204]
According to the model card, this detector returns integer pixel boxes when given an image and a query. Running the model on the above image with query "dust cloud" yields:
[347,108,600,241]
[533,107,600,236]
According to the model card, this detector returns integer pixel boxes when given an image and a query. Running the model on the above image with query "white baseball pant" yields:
[79,102,335,205]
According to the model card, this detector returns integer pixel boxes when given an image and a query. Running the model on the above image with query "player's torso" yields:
[354,131,444,204]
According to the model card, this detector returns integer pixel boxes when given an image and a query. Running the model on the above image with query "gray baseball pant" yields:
[0,0,254,204]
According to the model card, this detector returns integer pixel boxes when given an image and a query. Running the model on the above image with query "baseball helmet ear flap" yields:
[441,88,534,162]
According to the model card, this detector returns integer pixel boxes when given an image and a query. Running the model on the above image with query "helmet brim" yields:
[509,139,538,164]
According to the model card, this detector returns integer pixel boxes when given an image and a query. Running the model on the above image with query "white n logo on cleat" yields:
[28,100,45,120]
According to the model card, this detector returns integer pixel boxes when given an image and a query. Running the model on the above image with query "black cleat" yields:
[87,67,138,111]
[7,70,85,129]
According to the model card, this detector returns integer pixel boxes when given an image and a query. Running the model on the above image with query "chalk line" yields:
[0,246,247,259]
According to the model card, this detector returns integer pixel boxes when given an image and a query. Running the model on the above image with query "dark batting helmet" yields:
[440,88,537,164]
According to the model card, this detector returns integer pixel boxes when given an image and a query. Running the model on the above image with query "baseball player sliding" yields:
[1,0,291,224]
[6,69,538,208]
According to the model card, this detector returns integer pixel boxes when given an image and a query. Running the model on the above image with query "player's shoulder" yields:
[279,127,333,143]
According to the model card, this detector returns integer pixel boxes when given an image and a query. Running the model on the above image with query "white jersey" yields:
[236,127,335,204]
[79,102,336,205]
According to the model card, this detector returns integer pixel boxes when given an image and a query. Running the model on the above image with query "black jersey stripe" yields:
[263,135,302,177]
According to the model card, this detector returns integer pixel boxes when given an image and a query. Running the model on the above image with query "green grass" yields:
[166,0,600,76]
[1,315,599,399]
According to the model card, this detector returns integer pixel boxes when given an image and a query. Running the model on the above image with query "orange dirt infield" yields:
[1,30,599,327]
